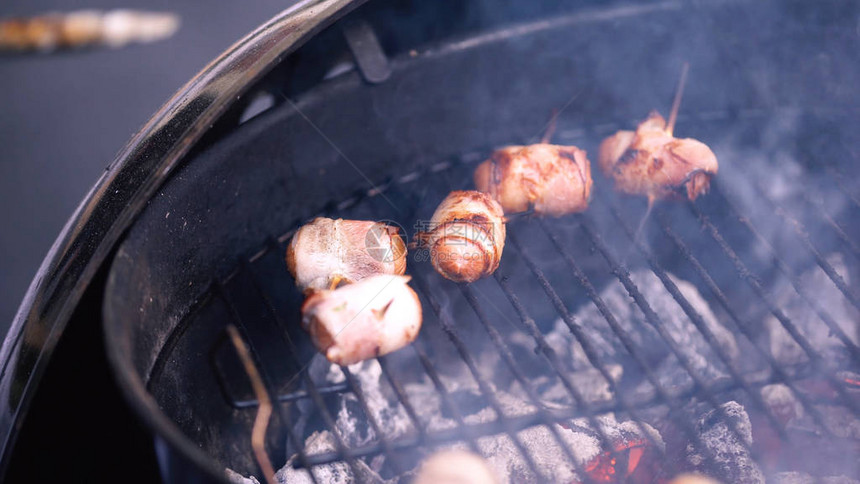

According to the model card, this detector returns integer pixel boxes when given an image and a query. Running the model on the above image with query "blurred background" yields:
[0,0,298,340]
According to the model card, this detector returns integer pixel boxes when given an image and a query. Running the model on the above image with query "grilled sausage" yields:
[418,191,506,283]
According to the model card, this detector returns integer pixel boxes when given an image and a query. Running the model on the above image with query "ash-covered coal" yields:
[473,414,662,483]
[544,269,738,392]
[262,356,665,483]
[229,243,857,484]
[764,253,859,366]
[276,430,385,484]
[225,468,260,484]
[529,364,623,407]
[757,380,860,479]
[760,383,804,427]
[759,378,860,439]
[686,401,764,484]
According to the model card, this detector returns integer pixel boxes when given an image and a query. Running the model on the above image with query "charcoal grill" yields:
[4,0,860,482]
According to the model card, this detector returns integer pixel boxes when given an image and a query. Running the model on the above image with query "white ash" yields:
[289,357,417,452]
[760,383,804,426]
[765,253,859,365]
[476,424,596,482]
[400,379,460,432]
[529,364,623,408]
[770,472,860,484]
[225,468,260,484]
[287,355,343,451]
[334,360,414,448]
[275,431,385,484]
[591,412,664,453]
[478,329,623,405]
[288,356,666,483]
[815,402,860,440]
[327,357,539,439]
[414,378,539,435]
[545,269,738,389]
[686,401,764,484]
[762,377,860,441]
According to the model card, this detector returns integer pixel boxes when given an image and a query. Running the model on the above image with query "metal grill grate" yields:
[200,112,860,482]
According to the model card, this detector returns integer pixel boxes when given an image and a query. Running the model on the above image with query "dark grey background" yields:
[0,0,291,339]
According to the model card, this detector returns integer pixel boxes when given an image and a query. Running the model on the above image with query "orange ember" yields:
[574,438,654,483]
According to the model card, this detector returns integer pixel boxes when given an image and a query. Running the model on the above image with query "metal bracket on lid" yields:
[342,19,391,84]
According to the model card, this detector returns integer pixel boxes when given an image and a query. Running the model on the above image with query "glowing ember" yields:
[573,437,653,483]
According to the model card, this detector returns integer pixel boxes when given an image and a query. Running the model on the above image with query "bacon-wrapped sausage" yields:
[301,275,422,365]
[474,144,593,216]
[598,111,718,202]
[418,190,506,283]
[287,217,406,293]
[668,474,722,484]
[415,450,498,484]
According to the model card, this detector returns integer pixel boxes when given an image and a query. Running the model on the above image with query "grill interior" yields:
[103,1,860,482]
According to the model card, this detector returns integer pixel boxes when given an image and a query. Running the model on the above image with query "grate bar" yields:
[376,355,428,436]
[511,226,716,472]
[407,340,484,455]
[339,365,406,475]
[824,164,860,213]
[655,209,841,438]
[230,383,350,409]
[490,273,657,454]
[798,192,860,258]
[690,205,828,359]
[491,271,673,479]
[602,198,788,439]
[506,227,721,477]
[742,178,860,312]
[711,183,860,358]
[290,355,820,466]
[300,405,550,466]
[772,205,860,309]
[214,281,320,484]
[578,215,761,460]
[458,284,596,482]
[411,272,551,482]
[686,204,860,418]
